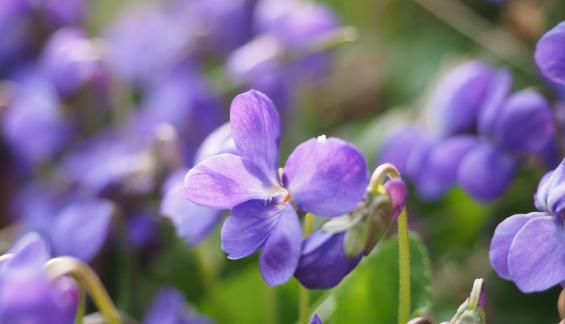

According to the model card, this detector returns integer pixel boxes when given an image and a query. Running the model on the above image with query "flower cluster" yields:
[184,90,371,286]
[379,61,555,202]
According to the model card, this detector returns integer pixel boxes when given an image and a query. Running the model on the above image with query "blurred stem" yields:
[299,213,315,324]
[43,257,121,324]
[74,285,86,324]
[397,208,411,324]
[194,243,228,323]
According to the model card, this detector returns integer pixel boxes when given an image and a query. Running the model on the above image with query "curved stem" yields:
[74,284,86,324]
[370,163,401,193]
[43,257,122,324]
[299,213,315,324]
[397,208,411,324]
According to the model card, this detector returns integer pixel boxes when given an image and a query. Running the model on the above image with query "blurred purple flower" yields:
[40,27,107,97]
[104,5,191,87]
[175,0,256,56]
[144,288,212,324]
[490,158,565,292]
[535,21,565,85]
[458,88,554,201]
[3,76,72,166]
[227,0,341,111]
[0,233,78,323]
[185,90,368,286]
[133,63,224,164]
[15,186,113,262]
[161,123,236,245]
[429,61,500,135]
[309,314,322,324]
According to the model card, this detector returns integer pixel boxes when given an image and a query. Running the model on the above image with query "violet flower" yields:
[535,21,565,85]
[40,27,107,97]
[490,158,565,292]
[15,186,113,262]
[0,233,78,323]
[3,75,72,166]
[185,90,368,286]
[160,123,236,245]
[296,177,408,289]
[144,288,212,324]
[428,61,500,136]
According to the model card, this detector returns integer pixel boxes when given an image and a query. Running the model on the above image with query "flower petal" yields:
[295,231,362,289]
[457,144,516,202]
[193,123,236,165]
[508,216,565,292]
[429,61,496,135]
[259,204,302,286]
[221,200,282,259]
[309,314,323,324]
[230,90,281,183]
[49,199,113,262]
[285,137,369,217]
[384,178,408,222]
[542,159,565,217]
[4,233,50,272]
[185,153,278,209]
[535,22,565,85]
[478,69,512,138]
[491,90,554,153]
[421,136,479,198]
[161,183,223,245]
[489,212,542,280]
[378,126,429,176]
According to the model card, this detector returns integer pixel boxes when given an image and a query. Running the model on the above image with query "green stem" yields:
[74,285,86,324]
[194,243,228,323]
[299,213,315,324]
[397,208,411,324]
[43,257,122,324]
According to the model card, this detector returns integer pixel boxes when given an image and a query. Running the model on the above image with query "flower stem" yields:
[43,257,122,324]
[299,213,315,324]
[397,208,411,324]
[74,285,86,324]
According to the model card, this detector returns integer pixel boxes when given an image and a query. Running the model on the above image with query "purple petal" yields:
[185,153,280,209]
[221,199,283,259]
[535,22,565,85]
[259,204,302,286]
[478,70,512,138]
[457,144,516,202]
[5,233,50,271]
[489,212,542,280]
[534,170,554,212]
[144,288,212,324]
[230,90,281,183]
[405,135,445,201]
[194,123,236,165]
[535,158,565,216]
[490,90,554,153]
[423,136,479,197]
[161,181,223,245]
[378,126,429,176]
[285,137,369,217]
[429,61,496,135]
[507,216,565,292]
[309,314,323,324]
[295,231,362,289]
[49,199,113,261]
[384,178,408,222]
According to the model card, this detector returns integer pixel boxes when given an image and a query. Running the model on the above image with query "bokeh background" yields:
[1,0,565,323]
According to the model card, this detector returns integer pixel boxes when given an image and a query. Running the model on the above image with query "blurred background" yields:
[1,0,565,323]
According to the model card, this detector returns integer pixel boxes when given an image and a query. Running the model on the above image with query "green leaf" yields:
[319,233,432,323]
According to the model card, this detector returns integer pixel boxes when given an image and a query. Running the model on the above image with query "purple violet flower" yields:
[535,21,565,85]
[429,61,499,136]
[490,158,565,292]
[309,314,323,324]
[160,123,236,245]
[185,90,369,286]
[144,288,212,324]
[40,27,107,97]
[0,233,78,323]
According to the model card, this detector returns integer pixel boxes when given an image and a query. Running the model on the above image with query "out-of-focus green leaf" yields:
[320,233,431,323]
